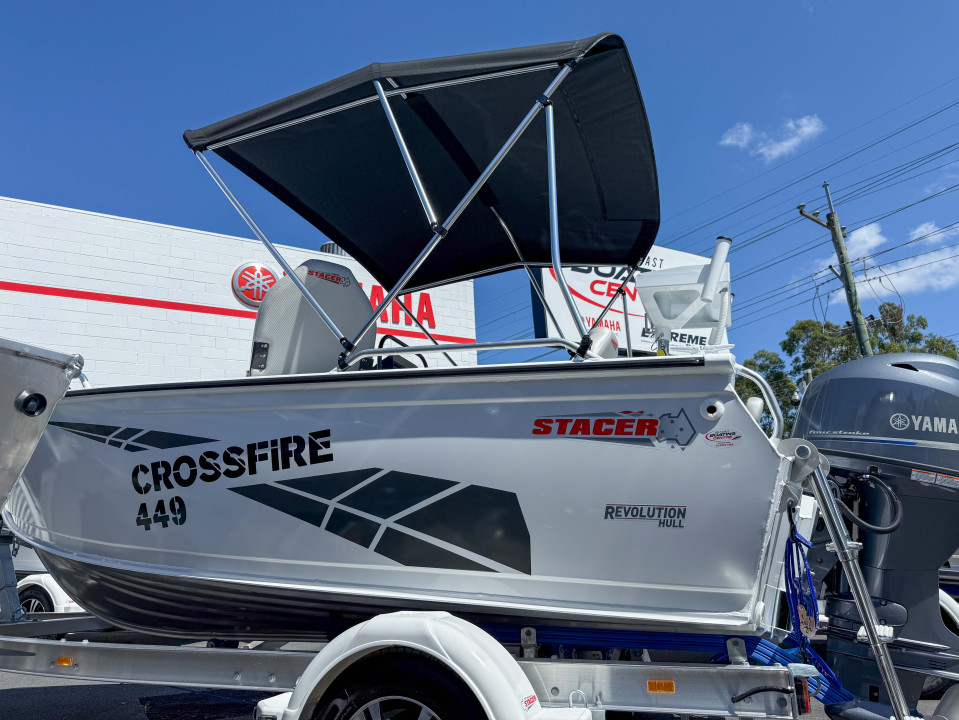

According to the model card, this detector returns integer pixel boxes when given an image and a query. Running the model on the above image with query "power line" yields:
[659,73,959,228]
[661,95,959,249]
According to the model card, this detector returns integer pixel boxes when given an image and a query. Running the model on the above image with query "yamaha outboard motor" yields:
[793,353,959,720]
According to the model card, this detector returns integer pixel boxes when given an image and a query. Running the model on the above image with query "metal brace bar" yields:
[588,266,638,333]
[195,151,351,350]
[341,337,600,369]
[341,61,578,369]
[807,463,910,720]
[395,296,457,366]
[374,79,439,228]
[206,63,558,152]
[490,206,566,340]
[545,102,589,349]
[622,292,633,356]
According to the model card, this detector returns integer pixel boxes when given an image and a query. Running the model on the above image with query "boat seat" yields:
[249,259,375,376]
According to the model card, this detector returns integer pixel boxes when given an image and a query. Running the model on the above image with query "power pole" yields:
[798,182,874,356]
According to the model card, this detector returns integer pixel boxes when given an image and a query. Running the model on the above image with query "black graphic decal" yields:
[398,485,531,573]
[279,468,382,500]
[325,508,379,548]
[375,528,491,572]
[339,470,455,519]
[229,484,328,528]
[232,467,531,575]
[52,422,217,453]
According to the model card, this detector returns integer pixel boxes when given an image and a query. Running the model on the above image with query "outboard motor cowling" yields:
[794,353,959,720]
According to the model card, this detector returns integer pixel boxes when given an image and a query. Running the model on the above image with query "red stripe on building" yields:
[376,326,475,344]
[0,280,259,319]
[0,280,475,343]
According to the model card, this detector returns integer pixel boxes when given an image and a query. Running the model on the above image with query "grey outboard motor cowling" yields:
[794,353,959,720]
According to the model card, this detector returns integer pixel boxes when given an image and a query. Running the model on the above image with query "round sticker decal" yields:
[231,262,278,309]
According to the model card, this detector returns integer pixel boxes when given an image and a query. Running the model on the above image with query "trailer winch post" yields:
[804,452,912,720]
[0,525,22,623]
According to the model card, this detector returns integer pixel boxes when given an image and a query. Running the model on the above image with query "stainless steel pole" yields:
[395,297,457,366]
[374,80,439,228]
[588,266,638,332]
[808,465,911,720]
[545,102,589,341]
[195,152,348,347]
[343,62,577,366]
[490,206,566,340]
[622,292,633,357]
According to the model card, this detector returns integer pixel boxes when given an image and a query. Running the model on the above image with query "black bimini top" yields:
[184,33,659,292]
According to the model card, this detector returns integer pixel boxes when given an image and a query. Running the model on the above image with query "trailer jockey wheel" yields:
[312,649,484,720]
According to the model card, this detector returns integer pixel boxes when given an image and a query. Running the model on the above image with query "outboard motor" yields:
[793,353,959,720]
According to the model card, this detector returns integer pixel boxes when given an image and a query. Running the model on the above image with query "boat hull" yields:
[5,355,792,639]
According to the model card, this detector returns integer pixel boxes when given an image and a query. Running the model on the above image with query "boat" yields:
[2,32,791,639]
[3,34,959,720]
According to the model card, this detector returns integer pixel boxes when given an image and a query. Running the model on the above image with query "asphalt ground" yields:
[0,669,943,720]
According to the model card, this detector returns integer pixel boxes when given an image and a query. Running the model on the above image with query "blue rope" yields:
[781,520,851,703]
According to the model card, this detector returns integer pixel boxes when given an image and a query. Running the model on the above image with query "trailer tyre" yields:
[313,650,485,720]
[19,586,53,614]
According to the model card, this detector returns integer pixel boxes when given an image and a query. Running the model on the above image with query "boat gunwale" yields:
[64,354,708,398]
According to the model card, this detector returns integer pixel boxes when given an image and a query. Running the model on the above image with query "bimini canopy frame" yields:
[185,33,659,367]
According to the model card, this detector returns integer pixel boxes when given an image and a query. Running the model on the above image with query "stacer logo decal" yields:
[532,410,697,448]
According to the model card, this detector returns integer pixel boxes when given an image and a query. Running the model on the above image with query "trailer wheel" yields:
[19,586,53,614]
[313,650,484,720]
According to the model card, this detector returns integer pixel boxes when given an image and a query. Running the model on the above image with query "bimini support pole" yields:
[341,60,578,370]
[395,296,457,367]
[588,266,638,334]
[545,102,590,357]
[489,206,566,340]
[195,151,350,350]
[374,80,439,228]
[622,292,633,357]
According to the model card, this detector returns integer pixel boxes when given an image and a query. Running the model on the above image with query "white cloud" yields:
[854,221,959,298]
[861,248,959,297]
[813,223,888,271]
[720,114,825,163]
[719,122,755,149]
[909,221,938,242]
[755,116,825,161]
[805,220,959,311]
[845,223,888,258]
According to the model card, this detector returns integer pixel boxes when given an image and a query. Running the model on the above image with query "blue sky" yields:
[3,2,958,365]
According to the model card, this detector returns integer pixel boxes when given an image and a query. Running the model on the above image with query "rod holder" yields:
[700,236,732,303]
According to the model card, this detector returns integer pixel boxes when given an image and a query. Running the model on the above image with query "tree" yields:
[739,302,958,435]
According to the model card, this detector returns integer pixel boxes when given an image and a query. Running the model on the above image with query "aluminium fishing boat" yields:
[5,33,791,641]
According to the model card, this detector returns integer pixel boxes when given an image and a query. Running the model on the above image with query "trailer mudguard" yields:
[273,611,589,720]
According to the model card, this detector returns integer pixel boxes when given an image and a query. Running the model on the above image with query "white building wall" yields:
[0,196,475,387]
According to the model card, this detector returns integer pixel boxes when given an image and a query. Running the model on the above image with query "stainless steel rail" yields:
[341,62,577,367]
[340,337,601,368]
[374,79,439,227]
[735,363,785,441]
[195,152,349,349]
[545,102,588,343]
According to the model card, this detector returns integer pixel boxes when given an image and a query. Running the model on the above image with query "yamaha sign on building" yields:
[0,196,476,387]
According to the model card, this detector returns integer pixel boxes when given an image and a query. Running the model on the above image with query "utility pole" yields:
[798,182,874,356]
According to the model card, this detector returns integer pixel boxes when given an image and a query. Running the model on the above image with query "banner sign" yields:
[535,246,726,355]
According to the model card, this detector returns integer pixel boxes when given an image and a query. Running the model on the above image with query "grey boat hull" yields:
[5,353,793,639]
